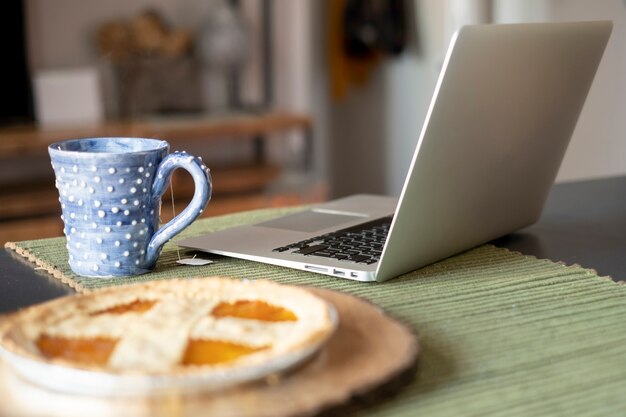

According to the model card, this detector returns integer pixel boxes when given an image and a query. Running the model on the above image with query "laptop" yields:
[180,21,612,282]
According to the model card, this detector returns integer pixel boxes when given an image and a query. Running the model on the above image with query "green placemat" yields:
[6,207,626,416]
[5,207,303,293]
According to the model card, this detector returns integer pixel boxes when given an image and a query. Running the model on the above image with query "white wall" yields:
[328,0,494,197]
[328,0,626,198]
[493,0,626,182]
[545,0,626,182]
[270,0,319,174]
[328,0,446,198]
[383,1,448,196]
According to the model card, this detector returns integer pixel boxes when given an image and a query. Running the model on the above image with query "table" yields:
[492,174,626,280]
[2,175,625,315]
[1,175,625,416]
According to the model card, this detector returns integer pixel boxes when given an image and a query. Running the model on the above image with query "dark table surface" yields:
[2,176,625,315]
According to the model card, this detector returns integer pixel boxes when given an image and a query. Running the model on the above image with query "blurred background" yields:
[1,0,625,244]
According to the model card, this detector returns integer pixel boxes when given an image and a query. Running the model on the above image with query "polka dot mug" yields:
[48,137,212,277]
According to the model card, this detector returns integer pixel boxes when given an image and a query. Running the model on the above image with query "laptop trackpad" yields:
[257,210,364,233]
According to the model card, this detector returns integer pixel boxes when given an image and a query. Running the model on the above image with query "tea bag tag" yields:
[176,255,213,266]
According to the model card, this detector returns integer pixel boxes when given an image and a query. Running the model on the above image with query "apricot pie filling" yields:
[36,335,119,366]
[182,340,268,366]
[211,300,298,322]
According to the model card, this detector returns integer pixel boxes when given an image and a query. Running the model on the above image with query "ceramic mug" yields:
[48,137,212,277]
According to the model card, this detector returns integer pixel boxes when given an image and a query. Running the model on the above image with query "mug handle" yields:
[145,151,212,267]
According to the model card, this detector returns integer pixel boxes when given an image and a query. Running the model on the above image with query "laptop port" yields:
[333,269,345,276]
[305,265,328,273]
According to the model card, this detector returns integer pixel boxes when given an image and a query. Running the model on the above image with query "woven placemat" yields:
[4,207,303,293]
[6,207,626,416]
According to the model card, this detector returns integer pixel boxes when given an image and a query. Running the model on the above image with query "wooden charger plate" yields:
[0,287,419,417]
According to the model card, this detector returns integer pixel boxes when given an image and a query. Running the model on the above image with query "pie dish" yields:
[0,278,337,395]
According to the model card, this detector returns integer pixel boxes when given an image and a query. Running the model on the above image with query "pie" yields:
[0,278,336,380]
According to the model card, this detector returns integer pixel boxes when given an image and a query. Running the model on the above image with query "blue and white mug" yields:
[48,137,212,277]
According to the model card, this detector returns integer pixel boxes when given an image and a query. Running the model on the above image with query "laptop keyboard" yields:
[272,216,392,265]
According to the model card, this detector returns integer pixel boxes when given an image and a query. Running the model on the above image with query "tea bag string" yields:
[169,179,213,266]
[169,180,182,262]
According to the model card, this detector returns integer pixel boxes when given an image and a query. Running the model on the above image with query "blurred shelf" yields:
[0,112,312,157]
[0,163,281,222]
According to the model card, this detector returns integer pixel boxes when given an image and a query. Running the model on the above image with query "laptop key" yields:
[360,259,378,265]
[287,243,308,249]
[295,245,328,255]
[272,247,290,252]
[348,254,370,263]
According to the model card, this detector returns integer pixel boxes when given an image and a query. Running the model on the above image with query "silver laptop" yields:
[180,21,612,282]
